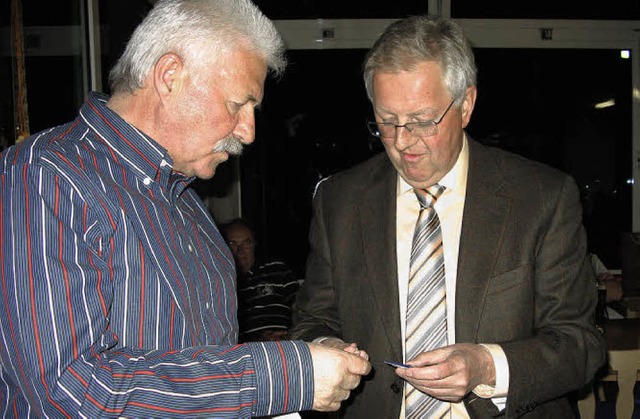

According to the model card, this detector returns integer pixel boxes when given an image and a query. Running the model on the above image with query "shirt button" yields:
[143,177,152,186]
[188,243,194,253]
[160,159,169,167]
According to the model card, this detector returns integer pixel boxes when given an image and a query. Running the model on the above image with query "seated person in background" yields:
[221,218,302,342]
[590,253,624,303]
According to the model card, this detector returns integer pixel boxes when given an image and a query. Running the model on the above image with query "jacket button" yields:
[390,383,401,394]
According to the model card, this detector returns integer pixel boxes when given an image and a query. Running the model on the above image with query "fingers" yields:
[320,339,369,361]
[319,338,370,363]
[347,354,372,378]
[318,337,350,350]
[356,349,370,361]
[405,346,451,367]
[409,383,467,402]
[308,342,372,412]
[397,363,466,402]
[396,344,496,402]
[342,344,370,362]
[397,359,452,383]
[342,342,359,353]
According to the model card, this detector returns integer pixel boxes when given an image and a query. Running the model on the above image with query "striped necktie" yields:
[405,184,449,419]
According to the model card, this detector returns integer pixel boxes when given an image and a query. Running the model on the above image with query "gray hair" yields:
[109,0,286,94]
[363,16,476,105]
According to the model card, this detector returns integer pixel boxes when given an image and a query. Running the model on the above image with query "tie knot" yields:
[414,184,445,209]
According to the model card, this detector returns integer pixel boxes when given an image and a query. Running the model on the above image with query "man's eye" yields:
[229,102,243,113]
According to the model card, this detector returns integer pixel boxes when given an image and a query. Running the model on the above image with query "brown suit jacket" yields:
[292,139,606,418]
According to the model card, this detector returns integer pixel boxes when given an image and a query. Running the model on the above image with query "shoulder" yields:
[313,152,392,198]
[249,260,299,284]
[323,152,390,185]
[466,139,581,225]
[1,122,81,174]
[468,138,572,190]
[0,120,104,205]
[254,259,293,274]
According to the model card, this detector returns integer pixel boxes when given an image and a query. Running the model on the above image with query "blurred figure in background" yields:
[591,253,623,303]
[221,218,303,342]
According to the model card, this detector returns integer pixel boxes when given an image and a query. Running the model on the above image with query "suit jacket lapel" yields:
[456,140,511,342]
[360,156,403,360]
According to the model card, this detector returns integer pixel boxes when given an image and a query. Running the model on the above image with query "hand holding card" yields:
[384,360,412,368]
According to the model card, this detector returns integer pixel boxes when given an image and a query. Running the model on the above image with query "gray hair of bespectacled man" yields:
[363,15,477,106]
[109,0,286,94]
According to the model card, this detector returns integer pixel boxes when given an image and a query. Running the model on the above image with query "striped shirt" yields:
[237,260,302,340]
[0,92,313,418]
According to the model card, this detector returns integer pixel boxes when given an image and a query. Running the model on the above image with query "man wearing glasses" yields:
[292,16,605,419]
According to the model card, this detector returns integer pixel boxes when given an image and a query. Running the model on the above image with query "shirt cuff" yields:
[249,340,314,417]
[472,343,509,398]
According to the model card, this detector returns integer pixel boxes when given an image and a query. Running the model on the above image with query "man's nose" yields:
[235,106,256,145]
[393,125,419,151]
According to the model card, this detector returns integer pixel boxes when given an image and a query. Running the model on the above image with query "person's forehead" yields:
[216,47,267,101]
[226,224,253,239]
[372,64,449,116]
[373,61,444,84]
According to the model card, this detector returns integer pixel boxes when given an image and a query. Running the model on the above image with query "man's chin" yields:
[199,154,230,179]
[194,152,241,179]
[194,162,222,180]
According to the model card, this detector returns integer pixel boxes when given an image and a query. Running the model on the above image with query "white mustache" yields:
[213,136,244,156]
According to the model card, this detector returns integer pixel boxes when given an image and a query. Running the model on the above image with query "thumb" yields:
[347,352,372,375]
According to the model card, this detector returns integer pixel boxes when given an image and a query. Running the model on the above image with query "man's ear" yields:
[460,85,477,129]
[153,53,184,99]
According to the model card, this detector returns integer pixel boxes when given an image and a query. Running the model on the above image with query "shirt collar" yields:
[398,133,469,196]
[79,92,193,190]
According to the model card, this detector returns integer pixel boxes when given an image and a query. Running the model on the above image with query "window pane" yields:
[22,0,81,26]
[25,56,85,133]
[99,0,152,94]
[254,0,427,19]
[1,0,85,149]
[452,0,640,20]
[468,48,632,267]
[241,49,376,272]
[0,0,11,150]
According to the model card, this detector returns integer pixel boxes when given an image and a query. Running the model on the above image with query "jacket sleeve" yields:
[500,174,606,417]
[291,181,343,342]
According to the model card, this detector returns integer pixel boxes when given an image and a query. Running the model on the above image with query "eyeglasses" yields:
[367,99,455,139]
[227,239,255,250]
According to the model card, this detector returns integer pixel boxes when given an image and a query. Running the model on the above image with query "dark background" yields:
[1,0,634,274]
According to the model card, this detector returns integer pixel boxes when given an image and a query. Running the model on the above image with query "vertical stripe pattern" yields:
[0,92,314,418]
[405,185,449,419]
